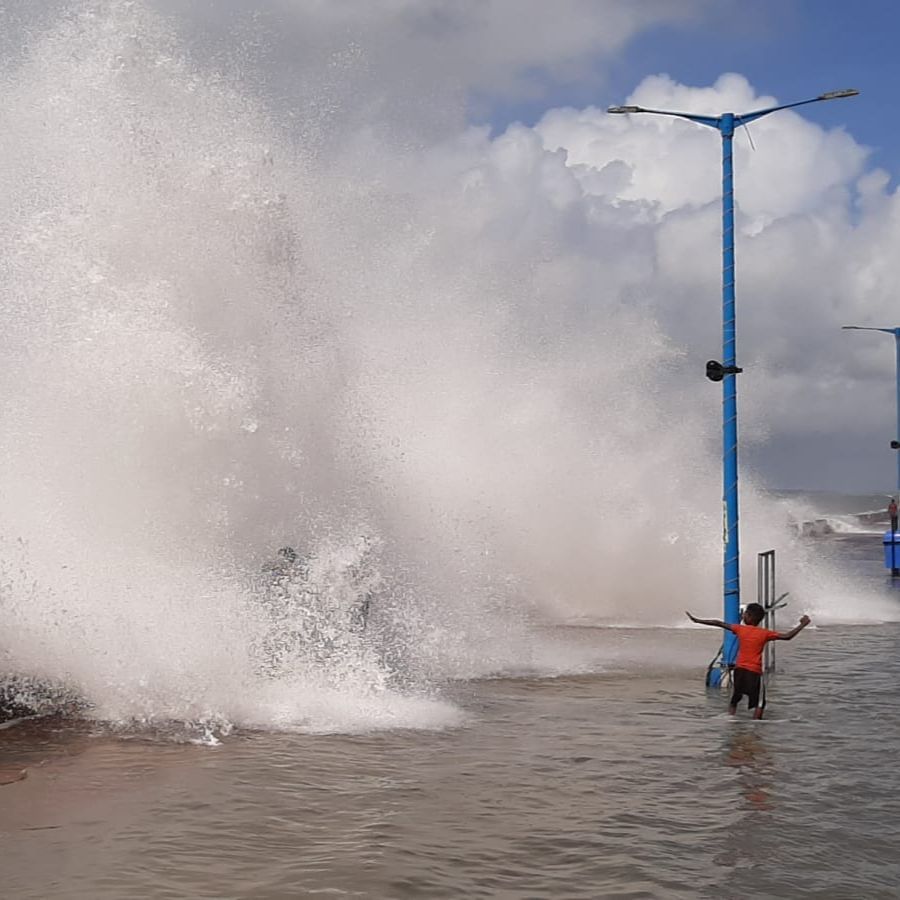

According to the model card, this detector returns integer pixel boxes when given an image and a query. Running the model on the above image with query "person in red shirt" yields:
[686,603,811,719]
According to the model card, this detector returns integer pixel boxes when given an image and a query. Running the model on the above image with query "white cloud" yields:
[526,73,899,457]
[538,73,868,224]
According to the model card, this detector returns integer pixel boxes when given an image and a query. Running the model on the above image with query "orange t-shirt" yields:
[729,624,780,674]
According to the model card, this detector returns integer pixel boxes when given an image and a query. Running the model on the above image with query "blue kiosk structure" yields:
[608,89,859,684]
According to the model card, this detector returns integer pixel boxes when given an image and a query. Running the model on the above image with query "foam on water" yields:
[0,1,896,733]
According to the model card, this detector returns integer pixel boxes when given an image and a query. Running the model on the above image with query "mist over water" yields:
[0,2,895,733]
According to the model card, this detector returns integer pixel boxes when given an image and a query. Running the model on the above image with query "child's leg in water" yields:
[752,674,766,719]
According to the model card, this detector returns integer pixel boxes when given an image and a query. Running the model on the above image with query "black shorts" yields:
[730,667,765,709]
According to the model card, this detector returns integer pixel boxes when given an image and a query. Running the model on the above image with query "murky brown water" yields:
[3,620,900,899]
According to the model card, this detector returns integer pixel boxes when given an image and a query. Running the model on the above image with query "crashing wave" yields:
[794,509,888,538]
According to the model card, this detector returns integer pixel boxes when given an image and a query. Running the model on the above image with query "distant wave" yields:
[794,509,887,538]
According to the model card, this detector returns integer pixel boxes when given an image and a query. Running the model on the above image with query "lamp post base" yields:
[706,661,732,690]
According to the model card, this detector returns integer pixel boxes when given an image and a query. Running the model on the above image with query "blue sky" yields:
[487,0,899,178]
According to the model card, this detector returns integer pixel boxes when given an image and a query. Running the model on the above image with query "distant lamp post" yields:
[842,326,900,576]
[841,326,900,494]
[608,89,859,680]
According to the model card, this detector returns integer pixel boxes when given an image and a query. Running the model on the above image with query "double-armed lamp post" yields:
[608,89,858,681]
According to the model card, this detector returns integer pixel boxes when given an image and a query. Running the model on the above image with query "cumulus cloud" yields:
[539,73,867,223]
[514,73,895,490]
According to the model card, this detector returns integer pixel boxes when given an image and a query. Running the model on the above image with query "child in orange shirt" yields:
[686,603,811,719]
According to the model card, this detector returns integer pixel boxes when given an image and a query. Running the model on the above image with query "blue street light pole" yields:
[608,89,858,680]
[841,326,900,496]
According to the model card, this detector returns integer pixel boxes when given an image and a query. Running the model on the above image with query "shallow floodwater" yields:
[2,534,900,899]
[2,618,900,898]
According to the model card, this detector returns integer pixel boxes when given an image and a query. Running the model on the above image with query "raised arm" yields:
[686,611,732,629]
[774,614,811,641]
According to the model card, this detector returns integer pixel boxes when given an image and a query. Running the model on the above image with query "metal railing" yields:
[706,550,789,688]
[757,549,789,674]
